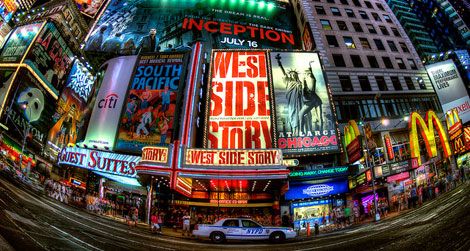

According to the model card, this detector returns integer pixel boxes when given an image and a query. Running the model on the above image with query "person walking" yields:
[182,212,191,237]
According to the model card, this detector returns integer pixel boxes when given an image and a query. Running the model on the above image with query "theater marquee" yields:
[184,148,283,168]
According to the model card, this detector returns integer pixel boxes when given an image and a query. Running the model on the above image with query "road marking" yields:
[3,208,46,250]
[50,225,103,251]
[4,210,38,227]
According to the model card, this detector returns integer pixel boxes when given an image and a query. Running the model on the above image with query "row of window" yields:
[312,0,387,12]
[321,19,401,37]
[332,53,417,70]
[338,75,425,92]
[315,5,393,23]
[325,34,411,55]
[334,96,441,122]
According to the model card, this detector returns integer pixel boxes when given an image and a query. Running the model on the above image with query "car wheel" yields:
[210,231,225,244]
[269,231,286,243]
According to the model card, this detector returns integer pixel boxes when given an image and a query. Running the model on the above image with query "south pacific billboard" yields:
[85,0,301,54]
[0,23,42,63]
[115,52,188,154]
[206,50,273,149]
[270,52,338,154]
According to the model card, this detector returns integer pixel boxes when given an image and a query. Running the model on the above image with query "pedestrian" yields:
[282,211,290,227]
[359,202,365,222]
[151,212,160,233]
[353,203,359,224]
[410,185,418,208]
[182,212,191,237]
[344,206,351,225]
[132,207,139,227]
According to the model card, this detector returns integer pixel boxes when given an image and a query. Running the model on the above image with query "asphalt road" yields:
[0,173,469,251]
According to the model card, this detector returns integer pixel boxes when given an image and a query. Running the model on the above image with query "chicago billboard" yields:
[0,23,42,63]
[206,51,273,149]
[271,52,338,154]
[115,52,188,154]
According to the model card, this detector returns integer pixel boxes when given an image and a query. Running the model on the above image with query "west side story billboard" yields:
[271,52,338,154]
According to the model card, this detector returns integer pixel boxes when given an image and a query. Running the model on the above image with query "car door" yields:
[221,219,242,240]
[241,220,267,240]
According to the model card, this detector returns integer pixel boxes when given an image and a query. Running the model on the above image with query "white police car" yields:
[192,218,296,243]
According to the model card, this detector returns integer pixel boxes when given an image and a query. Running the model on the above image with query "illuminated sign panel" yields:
[206,51,273,149]
[0,23,42,63]
[285,180,348,200]
[384,133,394,161]
[184,149,282,167]
[344,120,362,163]
[271,52,338,154]
[446,108,465,154]
[141,146,169,164]
[289,166,348,178]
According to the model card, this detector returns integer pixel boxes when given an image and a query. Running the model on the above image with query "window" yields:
[337,21,348,31]
[399,43,409,53]
[383,15,392,23]
[340,0,349,4]
[327,0,336,3]
[345,9,355,17]
[379,26,389,35]
[367,55,379,68]
[359,11,369,19]
[364,1,373,8]
[391,27,400,37]
[351,55,364,67]
[396,58,406,69]
[331,7,341,16]
[359,37,371,49]
[344,36,356,48]
[359,76,372,91]
[326,35,339,47]
[316,6,326,15]
[242,220,261,228]
[223,220,240,227]
[320,19,332,30]
[333,54,346,67]
[407,59,417,69]
[391,77,402,90]
[376,76,388,91]
[340,75,354,91]
[352,22,363,32]
[404,77,415,90]
[417,77,426,89]
[366,24,377,33]
[382,56,394,68]
[372,12,381,22]
[352,0,362,7]
[387,40,398,51]
[376,3,385,11]
[374,39,385,50]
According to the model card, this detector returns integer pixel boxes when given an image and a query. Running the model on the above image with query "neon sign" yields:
[344,120,362,163]
[184,148,282,167]
[303,184,334,197]
[289,166,348,178]
[285,180,348,200]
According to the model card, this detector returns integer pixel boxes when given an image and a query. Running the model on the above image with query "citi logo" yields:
[98,93,118,109]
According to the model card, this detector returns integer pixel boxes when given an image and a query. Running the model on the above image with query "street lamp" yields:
[18,101,31,174]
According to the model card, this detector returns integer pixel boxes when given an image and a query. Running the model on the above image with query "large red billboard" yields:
[206,51,273,149]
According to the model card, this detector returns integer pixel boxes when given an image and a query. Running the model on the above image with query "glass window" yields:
[408,59,417,69]
[352,0,362,7]
[417,77,426,89]
[316,6,326,15]
[387,40,398,51]
[391,77,402,90]
[331,7,342,16]
[359,37,371,49]
[327,0,336,3]
[242,220,261,228]
[380,26,389,35]
[376,76,388,91]
[352,22,363,32]
[337,20,348,31]
[340,75,354,91]
[376,3,385,11]
[367,24,377,33]
[382,56,394,68]
[404,77,415,90]
[391,27,400,37]
[320,19,332,30]
[326,35,339,47]
[374,39,385,50]
[351,55,364,67]
[340,0,349,4]
[367,55,379,68]
[333,54,346,66]
[372,12,381,21]
[345,9,355,17]
[364,1,373,8]
[359,76,372,91]
[399,42,409,53]
[223,220,240,227]
[344,36,356,48]
[383,15,392,23]
[396,58,406,69]
[359,10,369,19]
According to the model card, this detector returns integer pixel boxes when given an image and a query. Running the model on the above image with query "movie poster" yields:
[270,52,338,154]
[85,0,300,54]
[206,51,273,149]
[48,61,95,150]
[25,22,75,91]
[0,23,42,63]
[115,52,188,154]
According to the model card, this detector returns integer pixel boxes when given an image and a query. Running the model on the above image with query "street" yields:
[0,174,468,251]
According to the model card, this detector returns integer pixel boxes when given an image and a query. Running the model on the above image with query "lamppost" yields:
[18,101,31,174]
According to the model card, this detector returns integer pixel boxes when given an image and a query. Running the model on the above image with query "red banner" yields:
[384,135,394,161]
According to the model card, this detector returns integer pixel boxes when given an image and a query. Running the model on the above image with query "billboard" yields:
[0,17,11,47]
[0,67,15,111]
[206,51,273,149]
[83,55,138,150]
[0,23,42,63]
[271,52,338,154]
[85,0,301,54]
[115,52,188,154]
[184,149,282,167]
[75,0,108,18]
[48,61,95,150]
[344,120,362,163]
[0,0,16,22]
[25,22,75,91]
[426,60,470,123]
[2,67,56,152]
[285,180,348,200]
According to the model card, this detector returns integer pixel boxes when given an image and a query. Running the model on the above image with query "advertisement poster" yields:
[0,17,12,47]
[271,52,338,154]
[83,55,138,150]
[75,0,108,18]
[285,180,348,200]
[0,0,16,22]
[48,61,95,150]
[426,60,470,124]
[0,68,15,112]
[85,0,300,54]
[115,52,188,154]
[0,23,42,63]
[25,22,75,91]
[2,68,55,152]
[206,51,273,149]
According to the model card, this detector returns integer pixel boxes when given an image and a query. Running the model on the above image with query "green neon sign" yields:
[289,166,349,178]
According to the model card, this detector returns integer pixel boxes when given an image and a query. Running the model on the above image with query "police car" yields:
[192,218,296,243]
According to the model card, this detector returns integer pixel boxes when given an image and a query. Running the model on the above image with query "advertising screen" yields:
[83,55,138,150]
[271,52,338,154]
[0,0,16,22]
[75,0,107,18]
[0,23,42,63]
[2,67,55,152]
[85,0,300,54]
[206,51,273,149]
[115,52,188,154]
[48,61,95,150]
[426,60,470,123]
[25,22,75,91]
[285,180,349,200]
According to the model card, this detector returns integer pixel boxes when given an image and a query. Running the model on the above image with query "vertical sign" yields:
[381,132,394,162]
[206,51,272,149]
